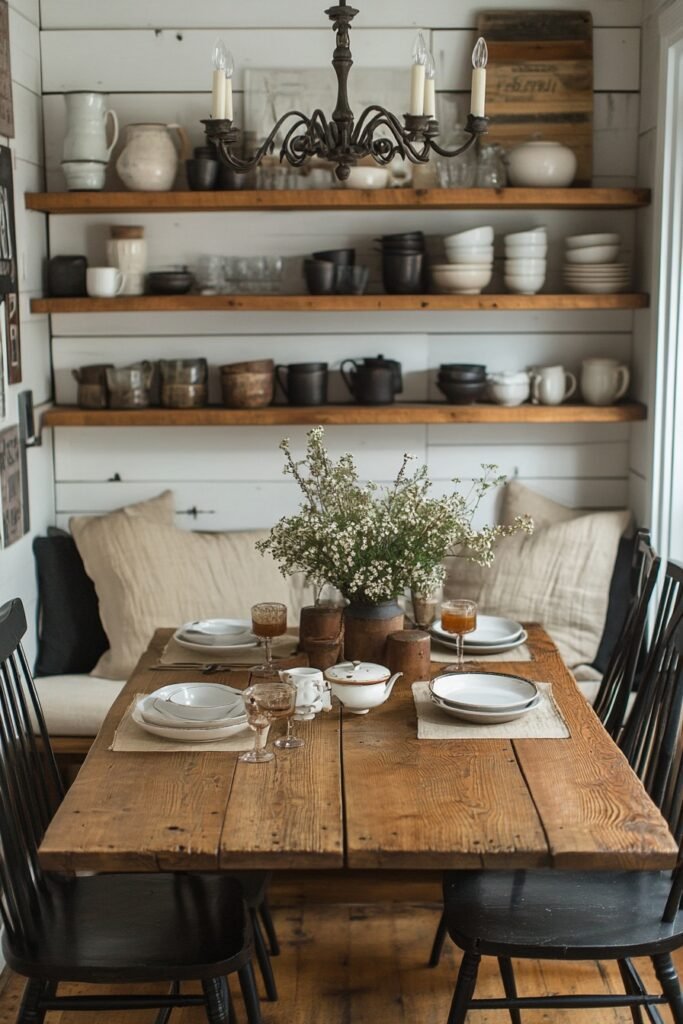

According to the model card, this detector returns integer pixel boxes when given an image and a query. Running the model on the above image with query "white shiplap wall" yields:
[39,1,644,530]
[0,0,53,665]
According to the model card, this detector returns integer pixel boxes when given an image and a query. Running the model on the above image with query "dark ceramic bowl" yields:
[304,258,337,295]
[217,165,250,190]
[378,231,425,243]
[186,158,219,191]
[440,363,487,375]
[147,270,194,295]
[335,264,369,295]
[312,248,356,266]
[437,380,488,405]
[438,364,487,383]
[382,251,424,294]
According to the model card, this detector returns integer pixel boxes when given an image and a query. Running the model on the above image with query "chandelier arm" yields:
[208,108,316,172]
[351,103,395,140]
[357,111,433,164]
[279,109,329,164]
[427,130,479,160]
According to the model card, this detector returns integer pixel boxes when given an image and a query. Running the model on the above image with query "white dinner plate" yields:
[133,699,249,743]
[429,672,538,712]
[431,615,523,647]
[431,692,540,724]
[431,630,529,656]
[174,632,259,655]
[175,618,257,650]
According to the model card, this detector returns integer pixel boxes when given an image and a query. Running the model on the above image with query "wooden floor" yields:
[0,898,678,1024]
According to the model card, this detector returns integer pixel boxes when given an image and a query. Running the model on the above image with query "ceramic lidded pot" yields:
[116,123,191,191]
[324,661,402,715]
[507,140,578,187]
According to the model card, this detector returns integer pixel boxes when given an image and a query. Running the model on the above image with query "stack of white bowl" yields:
[503,227,547,295]
[563,233,630,293]
[432,226,494,295]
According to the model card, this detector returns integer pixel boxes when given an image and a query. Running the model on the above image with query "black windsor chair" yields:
[0,597,265,1024]
[439,559,683,1024]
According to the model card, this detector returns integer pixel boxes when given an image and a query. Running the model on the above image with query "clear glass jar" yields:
[476,144,508,188]
[434,127,478,188]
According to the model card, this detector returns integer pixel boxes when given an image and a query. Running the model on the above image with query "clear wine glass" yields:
[238,679,297,764]
[411,588,440,631]
[251,602,288,673]
[440,598,478,672]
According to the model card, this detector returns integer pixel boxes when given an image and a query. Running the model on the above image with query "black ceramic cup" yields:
[186,158,219,190]
[47,255,88,297]
[304,259,337,295]
[382,250,424,294]
[312,248,355,266]
[277,363,328,406]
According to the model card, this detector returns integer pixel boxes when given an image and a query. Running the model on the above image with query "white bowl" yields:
[62,160,107,191]
[487,373,531,406]
[505,273,546,295]
[565,245,620,264]
[164,683,242,722]
[443,226,495,246]
[444,245,494,264]
[504,257,546,274]
[343,165,390,189]
[565,233,620,250]
[431,265,493,294]
[507,140,577,188]
[504,227,547,244]
[504,242,548,258]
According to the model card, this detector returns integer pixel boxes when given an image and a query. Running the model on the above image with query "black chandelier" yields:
[202,1,489,182]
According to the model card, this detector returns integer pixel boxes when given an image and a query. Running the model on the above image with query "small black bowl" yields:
[186,158,219,191]
[147,270,194,295]
[440,363,487,375]
[304,259,336,295]
[312,248,355,266]
[437,380,488,405]
[438,364,487,383]
[378,231,425,243]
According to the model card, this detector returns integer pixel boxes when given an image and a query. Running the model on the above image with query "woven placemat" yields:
[110,695,255,752]
[412,681,570,739]
[158,633,299,669]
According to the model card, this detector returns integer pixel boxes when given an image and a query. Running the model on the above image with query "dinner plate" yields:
[429,672,538,711]
[175,618,257,649]
[431,630,528,656]
[174,632,259,655]
[431,615,523,647]
[430,692,540,725]
[132,701,250,743]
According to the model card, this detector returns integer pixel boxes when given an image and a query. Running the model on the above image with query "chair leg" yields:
[617,959,645,1024]
[429,910,449,967]
[203,977,231,1024]
[17,978,48,1024]
[447,951,481,1024]
[653,953,683,1024]
[238,962,263,1024]
[498,957,522,1024]
[258,896,280,956]
[251,908,278,1001]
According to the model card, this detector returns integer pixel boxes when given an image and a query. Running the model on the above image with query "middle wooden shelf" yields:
[43,403,647,428]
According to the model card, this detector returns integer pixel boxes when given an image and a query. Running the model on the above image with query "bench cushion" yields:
[35,675,125,737]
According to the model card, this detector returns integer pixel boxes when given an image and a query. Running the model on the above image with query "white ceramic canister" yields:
[106,225,147,296]
[63,92,119,163]
[116,123,191,192]
[507,140,578,188]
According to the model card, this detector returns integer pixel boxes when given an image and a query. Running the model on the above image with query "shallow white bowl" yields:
[487,376,531,406]
[432,265,493,288]
[504,257,547,274]
[445,245,494,264]
[505,273,545,295]
[565,244,620,265]
[504,242,548,257]
[443,226,494,246]
[164,683,242,722]
[343,165,390,189]
[504,227,547,244]
[565,232,620,250]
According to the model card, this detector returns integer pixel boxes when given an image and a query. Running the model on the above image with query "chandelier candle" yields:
[424,50,436,119]
[410,33,428,116]
[470,37,488,118]
[211,38,228,119]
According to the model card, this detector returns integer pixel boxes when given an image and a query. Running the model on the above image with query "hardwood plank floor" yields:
[0,901,677,1024]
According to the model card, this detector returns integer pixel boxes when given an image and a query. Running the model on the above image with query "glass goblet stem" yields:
[254,722,270,752]
[456,632,464,671]
[263,636,273,670]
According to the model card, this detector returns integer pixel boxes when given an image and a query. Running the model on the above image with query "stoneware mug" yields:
[86,267,125,298]
[279,667,327,721]
[530,365,578,405]
[581,358,630,406]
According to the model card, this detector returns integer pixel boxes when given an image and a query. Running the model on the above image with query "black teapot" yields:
[340,355,403,406]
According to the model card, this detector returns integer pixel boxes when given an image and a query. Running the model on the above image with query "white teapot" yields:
[324,661,402,715]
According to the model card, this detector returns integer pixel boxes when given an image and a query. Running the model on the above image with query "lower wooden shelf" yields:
[30,293,649,313]
[42,403,647,427]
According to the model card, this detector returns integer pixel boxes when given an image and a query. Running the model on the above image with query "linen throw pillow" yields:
[70,513,310,680]
[444,482,630,668]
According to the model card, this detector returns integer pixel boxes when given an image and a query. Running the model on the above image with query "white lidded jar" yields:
[507,140,578,188]
[106,225,147,296]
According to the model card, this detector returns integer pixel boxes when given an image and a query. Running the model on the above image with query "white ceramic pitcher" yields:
[63,92,119,163]
[116,123,190,191]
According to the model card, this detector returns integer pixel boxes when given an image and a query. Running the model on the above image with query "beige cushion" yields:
[445,482,630,669]
[34,675,125,736]
[69,489,176,534]
[71,513,311,680]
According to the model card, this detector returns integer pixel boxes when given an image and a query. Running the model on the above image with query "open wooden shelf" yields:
[31,293,649,314]
[43,403,647,428]
[25,187,651,215]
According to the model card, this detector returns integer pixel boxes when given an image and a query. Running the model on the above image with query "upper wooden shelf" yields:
[43,403,647,428]
[25,187,651,215]
[31,293,649,314]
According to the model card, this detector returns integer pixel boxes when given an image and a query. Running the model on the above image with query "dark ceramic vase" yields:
[343,599,405,663]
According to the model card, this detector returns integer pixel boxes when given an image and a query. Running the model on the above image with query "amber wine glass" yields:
[440,599,478,672]
[251,602,287,673]
[239,680,297,764]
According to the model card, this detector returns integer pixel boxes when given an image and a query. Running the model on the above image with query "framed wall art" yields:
[0,2,14,138]
[0,424,24,547]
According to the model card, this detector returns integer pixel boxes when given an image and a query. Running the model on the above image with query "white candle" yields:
[410,32,427,116]
[211,37,228,119]
[470,37,488,118]
[424,50,436,118]
[224,50,235,121]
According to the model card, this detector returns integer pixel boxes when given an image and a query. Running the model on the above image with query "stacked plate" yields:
[430,614,527,655]
[133,682,249,743]
[174,618,258,656]
[429,672,539,724]
[563,233,631,294]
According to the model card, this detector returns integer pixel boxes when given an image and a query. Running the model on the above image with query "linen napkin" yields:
[158,633,299,669]
[110,695,256,752]
[411,681,570,739]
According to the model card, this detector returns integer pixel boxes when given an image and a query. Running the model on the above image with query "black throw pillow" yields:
[33,529,109,676]
[591,534,636,675]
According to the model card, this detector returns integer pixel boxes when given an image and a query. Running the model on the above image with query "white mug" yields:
[531,365,577,405]
[86,267,124,298]
[581,358,630,406]
[279,667,327,721]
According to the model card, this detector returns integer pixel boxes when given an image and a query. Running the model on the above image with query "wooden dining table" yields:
[39,623,678,875]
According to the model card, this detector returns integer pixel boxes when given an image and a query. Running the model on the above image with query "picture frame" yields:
[0,423,24,548]
[0,145,17,295]
[0,2,14,139]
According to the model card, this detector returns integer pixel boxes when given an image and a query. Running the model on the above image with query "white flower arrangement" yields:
[257,427,533,605]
